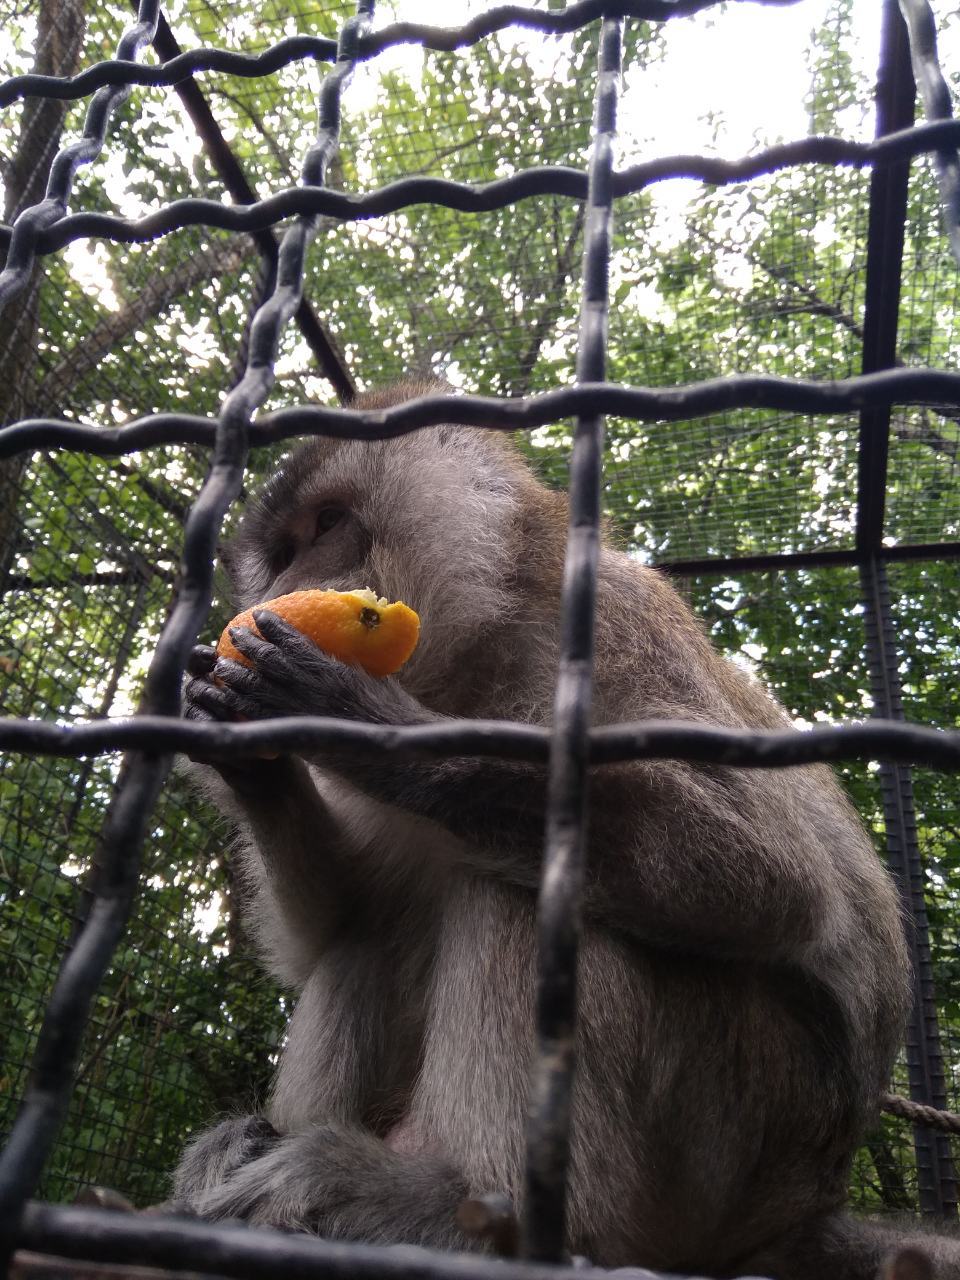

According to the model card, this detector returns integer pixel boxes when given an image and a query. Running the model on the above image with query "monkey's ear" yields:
[216,541,244,600]
[218,540,236,579]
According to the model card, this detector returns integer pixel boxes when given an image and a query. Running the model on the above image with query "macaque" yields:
[176,380,927,1278]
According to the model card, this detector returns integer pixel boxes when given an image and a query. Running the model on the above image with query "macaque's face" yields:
[226,430,529,696]
[228,440,379,610]
[259,493,371,602]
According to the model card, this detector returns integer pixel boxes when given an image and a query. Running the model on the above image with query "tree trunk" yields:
[0,0,87,586]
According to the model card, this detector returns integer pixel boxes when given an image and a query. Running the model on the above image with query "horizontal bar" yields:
[6,119,960,255]
[0,34,338,107]
[0,0,806,106]
[8,1201,740,1280]
[3,370,960,460]
[658,540,960,576]
[0,715,958,770]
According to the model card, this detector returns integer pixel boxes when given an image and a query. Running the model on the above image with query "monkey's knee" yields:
[173,1114,279,1203]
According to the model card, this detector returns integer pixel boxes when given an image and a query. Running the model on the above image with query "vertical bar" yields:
[522,18,623,1263]
[856,0,915,555]
[861,557,957,1217]
[147,11,355,402]
[0,0,374,1242]
[897,0,960,267]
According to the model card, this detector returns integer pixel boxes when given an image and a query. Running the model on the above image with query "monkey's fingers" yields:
[227,619,330,691]
[250,610,353,678]
[211,656,267,697]
[183,689,270,776]
[187,643,218,677]
[249,608,313,652]
[185,674,248,721]
[225,623,282,670]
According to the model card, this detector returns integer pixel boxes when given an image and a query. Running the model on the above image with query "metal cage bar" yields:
[856,0,915,557]
[522,17,622,1263]
[861,559,958,1218]
[0,0,374,1237]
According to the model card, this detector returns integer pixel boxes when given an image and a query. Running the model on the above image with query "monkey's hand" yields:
[209,609,429,730]
[182,641,305,791]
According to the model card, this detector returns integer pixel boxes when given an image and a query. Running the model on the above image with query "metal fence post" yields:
[861,555,958,1217]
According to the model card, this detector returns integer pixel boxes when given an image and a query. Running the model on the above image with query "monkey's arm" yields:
[183,645,370,980]
[205,612,842,959]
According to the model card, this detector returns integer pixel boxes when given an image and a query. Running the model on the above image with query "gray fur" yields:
[176,381,919,1274]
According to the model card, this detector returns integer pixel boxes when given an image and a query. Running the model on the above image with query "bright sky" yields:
[362,0,886,155]
[4,0,957,337]
[347,0,912,250]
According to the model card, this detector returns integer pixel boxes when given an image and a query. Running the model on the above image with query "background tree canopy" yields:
[0,0,958,1218]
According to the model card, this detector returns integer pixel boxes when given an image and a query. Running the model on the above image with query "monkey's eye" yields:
[314,507,346,539]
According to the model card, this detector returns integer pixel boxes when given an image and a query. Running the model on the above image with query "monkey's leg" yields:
[173,1115,280,1204]
[182,1121,476,1250]
[174,925,434,1207]
[744,1211,960,1280]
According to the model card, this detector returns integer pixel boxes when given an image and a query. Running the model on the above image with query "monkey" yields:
[174,378,939,1277]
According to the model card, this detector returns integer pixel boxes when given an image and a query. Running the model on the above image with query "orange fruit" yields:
[217,588,420,678]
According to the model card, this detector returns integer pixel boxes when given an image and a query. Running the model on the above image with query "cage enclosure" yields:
[1,0,960,1276]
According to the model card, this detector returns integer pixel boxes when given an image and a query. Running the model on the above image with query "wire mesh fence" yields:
[1,0,960,1276]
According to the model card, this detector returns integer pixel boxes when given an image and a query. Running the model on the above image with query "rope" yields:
[882,1092,960,1135]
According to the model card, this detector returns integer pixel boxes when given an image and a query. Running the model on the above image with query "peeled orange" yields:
[217,588,420,678]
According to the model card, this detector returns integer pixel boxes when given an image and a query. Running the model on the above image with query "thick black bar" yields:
[898,0,960,265]
[657,539,960,578]
[855,0,915,555]
[9,1201,752,1280]
[861,557,957,1218]
[2,714,960,771]
[13,117,960,257]
[0,0,798,110]
[149,12,355,402]
[0,35,338,107]
[6,370,960,460]
[522,19,623,1263]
